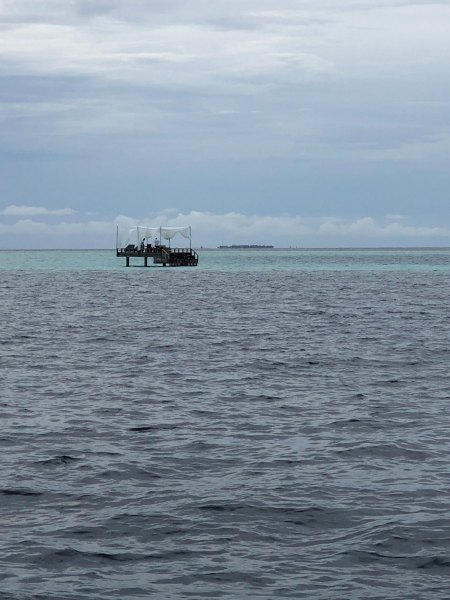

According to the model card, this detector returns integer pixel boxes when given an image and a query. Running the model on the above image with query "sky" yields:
[1,0,449,248]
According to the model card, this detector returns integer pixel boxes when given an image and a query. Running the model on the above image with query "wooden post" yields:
[126,256,130,267]
[144,256,148,267]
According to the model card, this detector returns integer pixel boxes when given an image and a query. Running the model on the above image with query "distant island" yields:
[218,244,274,249]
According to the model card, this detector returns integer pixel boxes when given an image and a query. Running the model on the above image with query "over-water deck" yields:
[116,245,198,267]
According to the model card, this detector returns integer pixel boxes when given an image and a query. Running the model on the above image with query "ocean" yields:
[2,248,450,599]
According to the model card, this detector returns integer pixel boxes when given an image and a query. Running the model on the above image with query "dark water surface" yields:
[2,252,450,598]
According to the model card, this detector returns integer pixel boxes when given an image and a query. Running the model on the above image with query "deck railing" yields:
[170,248,198,259]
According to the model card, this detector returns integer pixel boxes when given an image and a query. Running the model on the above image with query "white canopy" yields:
[117,225,191,248]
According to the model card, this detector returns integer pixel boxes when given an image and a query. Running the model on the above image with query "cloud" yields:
[316,216,446,239]
[1,204,76,216]
[1,0,449,164]
[0,0,449,269]
[0,211,449,249]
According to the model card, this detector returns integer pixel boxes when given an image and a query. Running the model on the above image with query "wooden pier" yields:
[116,245,198,267]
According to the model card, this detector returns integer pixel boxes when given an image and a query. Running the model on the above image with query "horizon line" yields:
[2,246,450,252]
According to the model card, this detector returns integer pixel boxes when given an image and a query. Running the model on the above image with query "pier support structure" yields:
[117,247,198,268]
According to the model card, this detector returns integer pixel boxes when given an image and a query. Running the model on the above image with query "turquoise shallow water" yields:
[2,248,450,272]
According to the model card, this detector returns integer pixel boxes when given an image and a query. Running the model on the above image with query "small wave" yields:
[417,556,450,571]
[1,488,43,497]
[129,424,180,432]
[198,503,349,528]
[343,549,415,567]
[38,455,81,466]
[346,550,450,573]
[35,547,198,568]
[35,548,140,565]
[199,504,245,513]
[163,570,275,585]
[335,443,428,460]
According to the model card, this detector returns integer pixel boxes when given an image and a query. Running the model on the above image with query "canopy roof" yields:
[117,225,191,248]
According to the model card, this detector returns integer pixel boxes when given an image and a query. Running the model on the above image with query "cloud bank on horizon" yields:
[1,0,449,247]
[1,205,450,248]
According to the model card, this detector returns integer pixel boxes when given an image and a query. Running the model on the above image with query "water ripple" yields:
[2,267,450,598]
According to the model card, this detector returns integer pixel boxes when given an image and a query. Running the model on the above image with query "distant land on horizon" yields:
[218,244,275,249]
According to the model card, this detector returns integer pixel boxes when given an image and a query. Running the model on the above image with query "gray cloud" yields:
[1,204,76,216]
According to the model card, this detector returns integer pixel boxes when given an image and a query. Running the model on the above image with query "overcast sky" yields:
[1,0,449,248]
